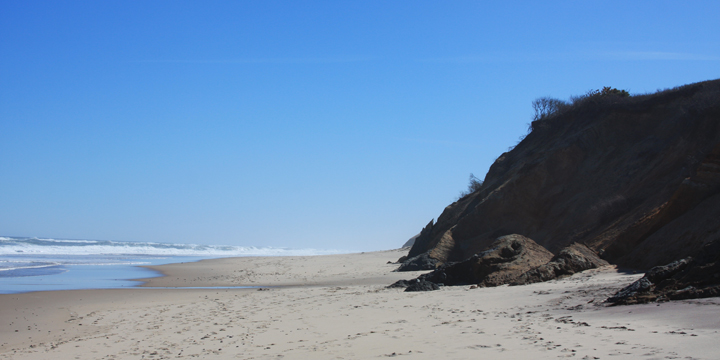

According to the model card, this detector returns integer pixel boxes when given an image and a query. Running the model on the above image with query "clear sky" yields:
[1,1,719,251]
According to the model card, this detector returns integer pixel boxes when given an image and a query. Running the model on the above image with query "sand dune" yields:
[1,249,718,359]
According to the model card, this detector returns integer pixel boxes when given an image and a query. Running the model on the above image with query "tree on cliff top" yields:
[532,97,568,121]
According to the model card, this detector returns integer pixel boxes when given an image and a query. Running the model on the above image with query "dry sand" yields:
[1,249,719,359]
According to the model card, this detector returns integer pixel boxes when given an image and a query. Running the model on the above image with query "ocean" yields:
[0,236,343,294]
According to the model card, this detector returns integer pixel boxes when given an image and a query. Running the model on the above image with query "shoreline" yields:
[0,254,223,295]
[2,249,719,359]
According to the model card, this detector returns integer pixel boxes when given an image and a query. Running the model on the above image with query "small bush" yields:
[458,173,483,199]
[570,86,631,106]
[600,86,630,97]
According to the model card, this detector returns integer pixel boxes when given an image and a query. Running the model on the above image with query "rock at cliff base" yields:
[387,279,413,289]
[396,253,438,271]
[511,243,609,286]
[607,238,720,305]
[404,279,440,292]
[419,234,554,287]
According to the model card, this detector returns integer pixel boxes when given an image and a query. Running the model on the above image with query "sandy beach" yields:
[1,249,719,359]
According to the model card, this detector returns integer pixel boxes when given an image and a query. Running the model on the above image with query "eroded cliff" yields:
[406,79,720,272]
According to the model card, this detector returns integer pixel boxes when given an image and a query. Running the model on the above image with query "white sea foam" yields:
[0,262,61,272]
[0,236,344,257]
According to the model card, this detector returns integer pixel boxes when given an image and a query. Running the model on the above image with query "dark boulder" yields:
[607,238,720,305]
[404,279,440,292]
[606,277,656,304]
[387,279,413,289]
[396,252,439,271]
[606,258,691,305]
[645,257,692,283]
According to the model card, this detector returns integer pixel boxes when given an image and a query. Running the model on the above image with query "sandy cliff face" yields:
[408,79,720,270]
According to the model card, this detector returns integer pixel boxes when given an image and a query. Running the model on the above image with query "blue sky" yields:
[1,1,719,251]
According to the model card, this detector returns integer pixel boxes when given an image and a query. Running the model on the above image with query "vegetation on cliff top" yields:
[529,80,719,132]
[532,86,631,122]
[459,79,720,202]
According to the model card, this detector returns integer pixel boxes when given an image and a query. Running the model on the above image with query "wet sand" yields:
[1,249,719,359]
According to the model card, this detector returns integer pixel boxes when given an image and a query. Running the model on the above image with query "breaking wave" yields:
[0,236,343,257]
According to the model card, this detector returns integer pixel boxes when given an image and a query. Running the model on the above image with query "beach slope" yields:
[1,249,719,359]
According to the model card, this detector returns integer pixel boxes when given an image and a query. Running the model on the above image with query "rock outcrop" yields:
[395,253,438,271]
[404,79,720,273]
[511,243,609,286]
[417,235,554,287]
[607,238,720,304]
[404,279,440,292]
[392,235,554,290]
[391,236,609,291]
